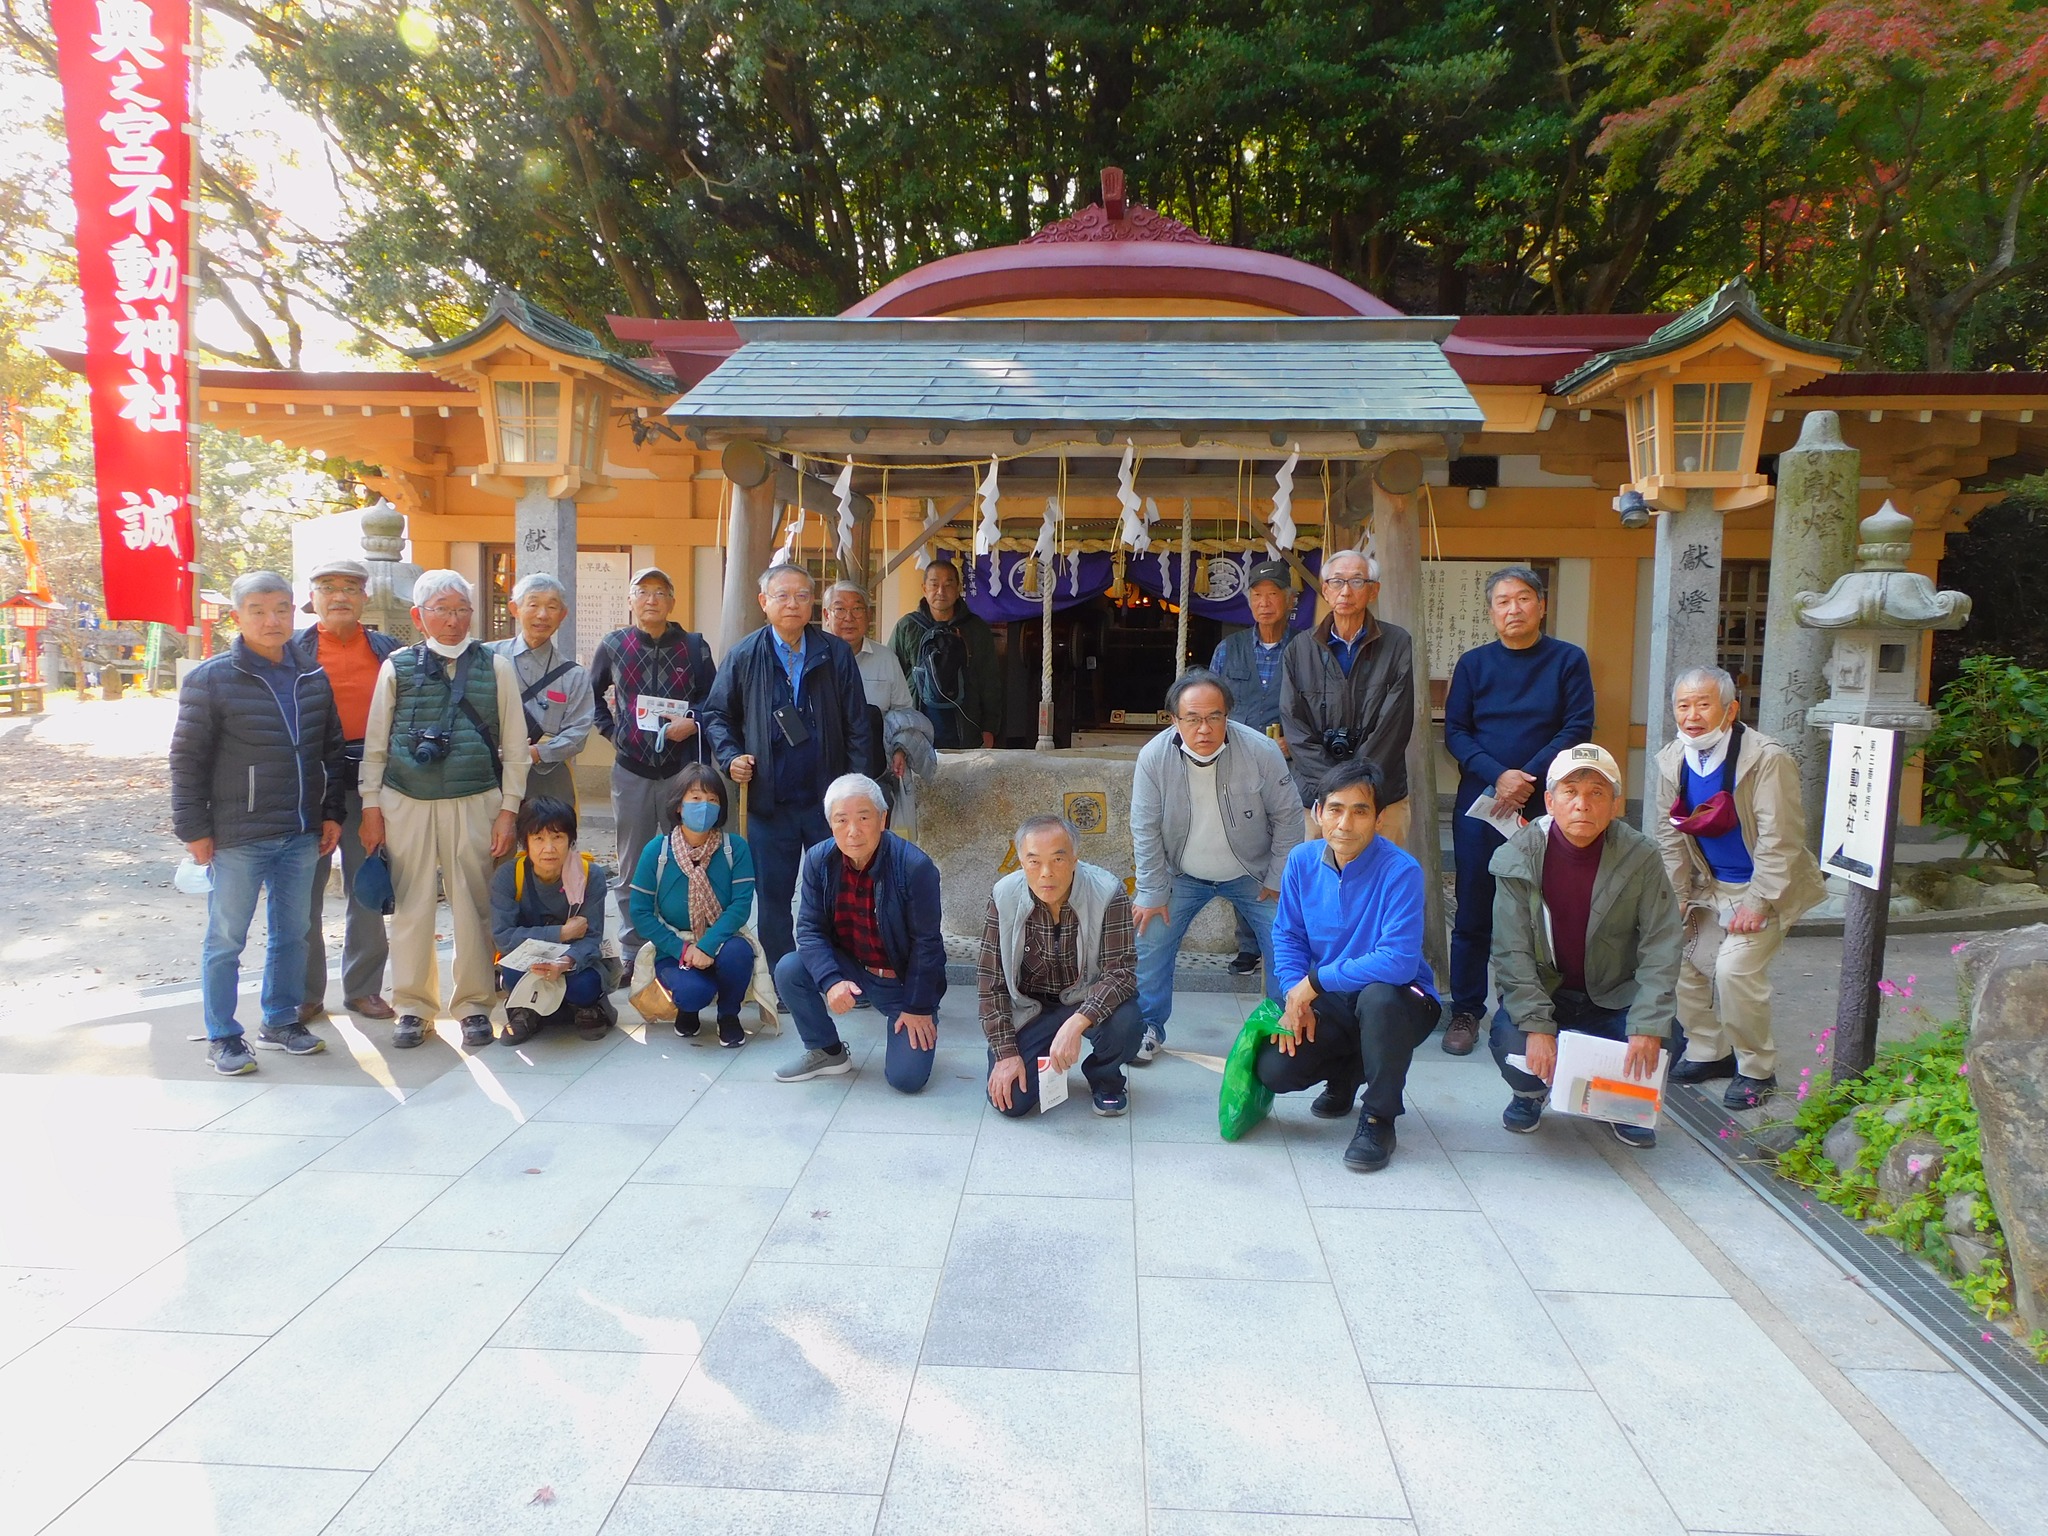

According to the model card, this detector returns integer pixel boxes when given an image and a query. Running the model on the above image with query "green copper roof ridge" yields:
[1553,277,1858,396]
[407,287,671,393]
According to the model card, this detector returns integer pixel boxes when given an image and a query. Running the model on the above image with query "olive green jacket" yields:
[1488,816,1683,1038]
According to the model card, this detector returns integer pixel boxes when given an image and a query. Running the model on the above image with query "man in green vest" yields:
[360,569,529,1050]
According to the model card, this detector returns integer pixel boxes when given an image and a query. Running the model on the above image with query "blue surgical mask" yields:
[680,800,721,834]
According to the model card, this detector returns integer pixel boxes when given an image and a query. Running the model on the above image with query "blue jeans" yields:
[1450,796,1511,1019]
[203,832,322,1041]
[1491,991,1634,1099]
[655,936,753,1019]
[496,964,605,1026]
[988,996,1144,1116]
[775,949,935,1093]
[1137,872,1278,1040]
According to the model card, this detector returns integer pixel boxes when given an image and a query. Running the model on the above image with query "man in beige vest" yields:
[1652,666,1826,1110]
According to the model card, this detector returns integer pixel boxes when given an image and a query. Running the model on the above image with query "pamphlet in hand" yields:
[1464,792,1527,839]
[635,695,693,737]
[499,938,572,973]
[1508,1032,1669,1128]
[1036,1054,1070,1113]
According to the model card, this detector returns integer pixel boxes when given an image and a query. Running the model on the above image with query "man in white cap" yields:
[289,556,402,1020]
[588,566,717,974]
[1486,743,1681,1149]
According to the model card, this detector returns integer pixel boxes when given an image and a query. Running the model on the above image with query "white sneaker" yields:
[1133,1026,1162,1065]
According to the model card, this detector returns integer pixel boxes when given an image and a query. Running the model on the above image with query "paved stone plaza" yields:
[4,975,2045,1536]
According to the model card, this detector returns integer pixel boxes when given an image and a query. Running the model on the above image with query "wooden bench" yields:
[0,683,45,716]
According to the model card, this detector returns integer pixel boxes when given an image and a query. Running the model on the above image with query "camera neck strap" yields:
[411,643,503,784]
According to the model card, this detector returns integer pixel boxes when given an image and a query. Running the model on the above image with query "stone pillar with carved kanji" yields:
[1640,488,1723,831]
[515,479,578,630]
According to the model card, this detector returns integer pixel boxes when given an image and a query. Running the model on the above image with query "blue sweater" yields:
[1683,761,1755,882]
[1272,834,1437,1001]
[1443,636,1596,807]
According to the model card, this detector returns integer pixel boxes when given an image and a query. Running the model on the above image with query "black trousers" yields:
[1254,982,1441,1122]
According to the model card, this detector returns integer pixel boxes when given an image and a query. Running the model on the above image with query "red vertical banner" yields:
[53,0,196,627]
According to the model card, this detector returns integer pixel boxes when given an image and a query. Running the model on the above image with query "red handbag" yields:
[1670,725,1743,838]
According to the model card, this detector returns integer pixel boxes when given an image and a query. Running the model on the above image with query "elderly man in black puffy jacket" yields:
[170,571,346,1075]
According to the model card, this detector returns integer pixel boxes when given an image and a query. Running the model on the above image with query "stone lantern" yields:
[1794,501,1971,745]
[357,499,422,645]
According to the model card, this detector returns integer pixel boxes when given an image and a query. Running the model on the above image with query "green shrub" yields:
[1921,656,2048,874]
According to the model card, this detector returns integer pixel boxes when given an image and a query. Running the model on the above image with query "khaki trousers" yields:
[385,788,501,1021]
[1302,796,1409,849]
[1675,879,1785,1078]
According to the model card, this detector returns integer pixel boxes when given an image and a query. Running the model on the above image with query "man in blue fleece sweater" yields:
[1440,565,1594,1057]
[1258,756,1440,1174]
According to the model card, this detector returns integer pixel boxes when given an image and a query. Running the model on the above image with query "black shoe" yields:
[1226,951,1261,976]
[1723,1073,1777,1111]
[1344,1115,1396,1173]
[1310,1081,1359,1119]
[1670,1053,1738,1085]
[1440,1012,1482,1056]
[674,1011,702,1038]
[1609,1119,1657,1149]
[717,1015,746,1048]
[208,1035,257,1075]
[1502,1094,1543,1134]
[460,1014,495,1049]
[255,1022,326,1055]
[501,1007,544,1046]
[574,1003,614,1041]
[392,1015,428,1049]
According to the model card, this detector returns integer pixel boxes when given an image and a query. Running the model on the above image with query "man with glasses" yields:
[490,572,596,812]
[358,570,529,1049]
[819,580,914,781]
[288,557,402,1021]
[1130,668,1301,1063]
[703,563,872,967]
[1282,549,1417,847]
[1212,558,1301,975]
[589,566,717,975]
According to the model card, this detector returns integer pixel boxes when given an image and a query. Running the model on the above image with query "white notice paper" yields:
[635,694,693,738]
[1036,1055,1070,1113]
[1507,1032,1668,1128]
[1464,792,1527,839]
[1819,723,1897,890]
[499,938,571,973]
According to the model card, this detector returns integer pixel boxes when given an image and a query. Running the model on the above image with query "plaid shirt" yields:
[589,623,716,780]
[833,852,894,976]
[976,887,1138,1058]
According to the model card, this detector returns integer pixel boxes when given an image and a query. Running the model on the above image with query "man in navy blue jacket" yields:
[170,572,346,1075]
[702,564,873,967]
[773,774,948,1092]
[1440,566,1594,1057]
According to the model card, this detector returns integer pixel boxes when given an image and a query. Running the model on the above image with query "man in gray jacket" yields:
[1132,668,1302,1063]
[1488,744,1682,1148]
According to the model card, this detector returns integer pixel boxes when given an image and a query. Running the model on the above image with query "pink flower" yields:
[1983,1331,1996,1342]
[1878,980,1897,997]
[1797,1083,1811,1101]
[1959,1062,1971,1077]
[1952,941,1968,955]
[1907,1155,1930,1177]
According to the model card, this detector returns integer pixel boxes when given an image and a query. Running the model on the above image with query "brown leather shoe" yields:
[347,994,397,1020]
[297,1001,327,1024]
[1441,1012,1483,1056]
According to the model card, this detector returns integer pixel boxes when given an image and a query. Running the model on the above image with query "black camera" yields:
[408,727,453,765]
[1320,726,1357,760]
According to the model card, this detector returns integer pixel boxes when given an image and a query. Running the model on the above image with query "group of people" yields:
[170,551,1821,1179]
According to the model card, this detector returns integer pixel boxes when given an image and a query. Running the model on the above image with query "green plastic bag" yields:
[1218,999,1286,1141]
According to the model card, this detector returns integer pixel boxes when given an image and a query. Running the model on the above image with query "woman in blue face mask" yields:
[627,762,759,1045]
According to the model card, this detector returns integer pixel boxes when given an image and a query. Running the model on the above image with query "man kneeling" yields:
[490,797,617,1043]
[1259,759,1439,1173]
[981,814,1144,1118]
[774,774,948,1091]
[1489,744,1680,1148]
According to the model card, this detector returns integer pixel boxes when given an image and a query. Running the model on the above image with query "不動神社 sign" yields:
[54,0,195,626]
[1820,723,1897,891]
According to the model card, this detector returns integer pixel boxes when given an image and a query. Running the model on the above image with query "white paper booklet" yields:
[1035,1054,1070,1112]
[1464,792,1526,839]
[499,938,572,972]
[635,694,693,736]
[1508,1032,1669,1128]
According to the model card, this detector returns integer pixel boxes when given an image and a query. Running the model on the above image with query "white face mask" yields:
[1180,738,1227,767]
[424,635,472,660]
[1682,723,1727,757]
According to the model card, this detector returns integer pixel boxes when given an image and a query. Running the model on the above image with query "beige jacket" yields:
[1652,725,1826,923]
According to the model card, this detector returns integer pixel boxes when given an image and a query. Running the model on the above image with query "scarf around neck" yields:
[669,827,725,936]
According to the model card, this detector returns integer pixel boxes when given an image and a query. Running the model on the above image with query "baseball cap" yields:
[1246,559,1293,592]
[629,566,675,591]
[1546,743,1624,793]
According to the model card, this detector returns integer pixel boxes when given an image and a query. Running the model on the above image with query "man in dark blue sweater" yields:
[1440,566,1595,1055]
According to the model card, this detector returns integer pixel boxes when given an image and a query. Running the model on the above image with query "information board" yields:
[574,550,634,665]
[1422,561,1498,681]
[1819,724,1898,890]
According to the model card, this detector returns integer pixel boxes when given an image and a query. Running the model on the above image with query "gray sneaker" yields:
[1132,1026,1162,1066]
[255,1022,326,1055]
[775,1045,853,1082]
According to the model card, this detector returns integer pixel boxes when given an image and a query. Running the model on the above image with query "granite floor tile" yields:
[634,1078,851,1188]
[1847,1366,2048,1536]
[0,1326,260,1534]
[322,1346,690,1536]
[40,1460,364,1536]
[2,1126,342,1199]
[1313,1207,1587,1389]
[494,1182,786,1354]
[1130,1050,1243,1144]
[1545,1292,1948,1536]
[312,1067,573,1176]
[0,1263,125,1368]
[829,1047,993,1136]
[0,1180,245,1272]
[140,1246,554,1471]
[757,1131,974,1268]
[532,1038,725,1126]
[1133,1140,1326,1281]
[1149,1515,1417,1536]
[81,1169,451,1335]
[202,1082,406,1138]
[1280,1108,1475,1212]
[876,1364,1143,1536]
[923,1193,1137,1372]
[1139,1276,1407,1519]
[0,1072,266,1133]
[387,1119,666,1253]
[601,1485,882,1536]
[1373,1382,1685,1536]
[632,1259,937,1495]
[965,1095,1134,1199]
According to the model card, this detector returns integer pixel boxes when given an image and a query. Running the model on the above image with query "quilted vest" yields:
[383,644,502,801]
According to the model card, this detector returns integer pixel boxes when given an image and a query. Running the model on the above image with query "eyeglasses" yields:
[1323,575,1375,593]
[312,581,364,596]
[1175,711,1228,730]
[422,603,473,619]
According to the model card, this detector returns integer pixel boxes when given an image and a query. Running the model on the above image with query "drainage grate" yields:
[1666,1085,2048,1446]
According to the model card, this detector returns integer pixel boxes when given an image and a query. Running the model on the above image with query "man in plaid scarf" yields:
[590,567,717,973]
